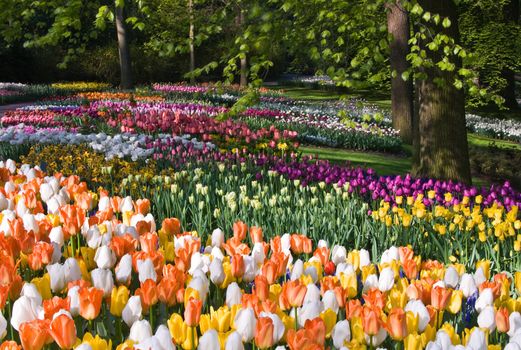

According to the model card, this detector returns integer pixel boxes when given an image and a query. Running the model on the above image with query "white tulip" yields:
[443,266,460,288]
[459,273,478,298]
[134,336,161,350]
[210,258,225,285]
[505,343,521,350]
[189,252,205,275]
[251,242,265,266]
[303,284,320,304]
[94,245,116,269]
[508,312,521,337]
[380,246,399,264]
[331,320,350,348]
[121,196,134,212]
[211,247,224,261]
[226,282,242,307]
[137,258,157,283]
[47,263,66,292]
[331,246,347,265]
[21,283,42,305]
[363,274,379,292]
[155,325,175,350]
[64,258,81,283]
[123,296,142,327]
[323,290,339,314]
[187,275,209,304]
[298,301,322,327]
[67,286,80,316]
[10,295,43,331]
[129,319,152,343]
[211,228,225,247]
[242,256,257,283]
[91,268,114,297]
[225,331,244,350]
[116,254,133,285]
[0,312,6,340]
[378,267,395,292]
[405,300,430,332]
[365,328,387,347]
[475,289,493,313]
[290,259,304,281]
[466,328,487,350]
[75,344,94,350]
[198,329,220,349]
[39,183,55,202]
[477,306,496,331]
[98,196,110,212]
[234,308,257,342]
[474,268,487,287]
[49,226,64,246]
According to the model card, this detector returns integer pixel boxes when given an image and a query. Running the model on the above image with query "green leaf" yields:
[442,17,451,28]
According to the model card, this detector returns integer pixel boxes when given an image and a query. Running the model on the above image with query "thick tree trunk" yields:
[115,4,132,89]
[386,0,414,143]
[500,0,519,109]
[413,0,471,184]
[189,0,195,83]
[238,10,248,87]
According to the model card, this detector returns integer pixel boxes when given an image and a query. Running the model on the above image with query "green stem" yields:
[294,307,298,330]
[117,317,123,343]
[192,326,197,349]
[150,304,155,331]
[77,232,81,252]
[70,235,76,258]
[8,300,14,341]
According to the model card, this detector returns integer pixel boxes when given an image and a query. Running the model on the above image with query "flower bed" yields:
[0,162,520,349]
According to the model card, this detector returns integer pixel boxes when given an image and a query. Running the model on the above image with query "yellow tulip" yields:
[447,290,463,314]
[199,314,211,335]
[420,325,436,348]
[110,286,129,317]
[440,323,460,345]
[162,242,176,262]
[184,288,201,306]
[82,333,113,350]
[210,306,232,333]
[219,260,235,289]
[182,326,198,350]
[347,251,361,271]
[115,340,135,350]
[405,311,419,334]
[404,333,422,350]
[80,247,97,270]
[350,316,365,344]
[78,258,91,282]
[340,272,358,298]
[361,265,376,282]
[515,272,521,294]
[31,273,52,300]
[387,284,408,310]
[320,309,337,338]
[168,313,187,345]
[269,284,282,302]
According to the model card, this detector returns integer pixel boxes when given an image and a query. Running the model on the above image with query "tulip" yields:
[431,286,451,310]
[386,308,408,341]
[19,319,51,350]
[67,286,80,317]
[331,320,350,349]
[303,284,321,305]
[123,295,143,327]
[211,228,224,247]
[477,306,496,331]
[508,312,521,337]
[459,273,478,298]
[255,317,275,349]
[78,287,103,320]
[154,325,175,350]
[111,286,130,317]
[404,300,430,332]
[115,254,133,285]
[49,312,76,349]
[10,295,43,331]
[475,288,493,313]
[185,298,203,327]
[496,307,510,333]
[209,258,225,286]
[226,283,242,307]
[466,328,487,350]
[137,258,157,283]
[90,268,114,297]
[322,290,339,314]
[378,267,395,292]
[198,329,219,349]
[234,307,257,342]
[225,331,244,350]
[0,312,6,340]
[129,319,152,343]
[94,245,116,269]
[515,272,521,294]
[280,280,307,309]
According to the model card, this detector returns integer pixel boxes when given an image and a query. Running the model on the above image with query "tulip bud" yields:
[137,258,157,283]
[129,319,152,343]
[210,258,225,286]
[331,320,351,348]
[91,268,114,297]
[226,282,242,307]
[459,273,478,298]
[508,312,521,337]
[198,329,220,349]
[94,245,116,269]
[123,295,143,327]
[234,307,257,342]
[443,266,460,288]
[475,288,493,313]
[225,331,245,350]
[404,300,430,332]
[211,228,225,247]
[477,306,496,331]
[10,295,43,331]
[378,267,395,292]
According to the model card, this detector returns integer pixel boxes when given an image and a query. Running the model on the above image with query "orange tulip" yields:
[78,287,103,320]
[27,242,54,271]
[290,234,312,254]
[19,319,52,350]
[136,279,158,312]
[255,317,275,349]
[363,288,386,310]
[0,340,22,350]
[249,226,263,243]
[162,218,181,236]
[313,247,330,266]
[496,307,510,333]
[49,313,76,349]
[361,306,382,336]
[110,235,137,258]
[157,278,181,307]
[402,259,418,280]
[59,205,85,239]
[431,286,452,310]
[261,260,279,285]
[398,246,414,264]
[135,199,151,214]
[280,280,307,309]
[43,296,70,320]
[231,254,245,278]
[139,232,158,254]
[233,221,248,241]
[286,318,326,350]
[184,298,203,327]
[254,275,270,301]
[386,308,408,340]
[346,299,363,320]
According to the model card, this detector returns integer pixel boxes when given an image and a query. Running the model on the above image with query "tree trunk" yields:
[189,0,195,83]
[413,0,471,184]
[500,0,519,109]
[239,9,247,87]
[386,0,414,143]
[115,3,133,89]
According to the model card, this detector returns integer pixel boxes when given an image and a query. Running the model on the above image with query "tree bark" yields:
[189,0,195,83]
[115,3,133,89]
[238,9,248,87]
[386,0,414,143]
[500,0,519,109]
[413,0,471,184]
